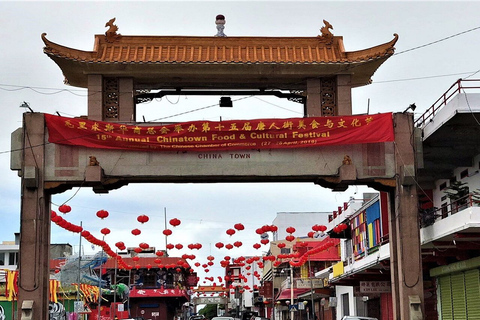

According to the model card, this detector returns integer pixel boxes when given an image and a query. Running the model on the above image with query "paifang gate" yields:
[11,17,423,320]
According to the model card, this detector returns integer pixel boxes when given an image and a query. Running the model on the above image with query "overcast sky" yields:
[1,1,480,284]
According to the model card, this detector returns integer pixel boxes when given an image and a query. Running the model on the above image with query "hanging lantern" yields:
[96,210,109,219]
[137,214,149,224]
[307,231,315,238]
[286,226,296,234]
[134,247,142,253]
[215,242,224,249]
[131,228,141,236]
[146,264,152,270]
[234,223,245,231]
[132,256,140,262]
[207,261,214,266]
[166,243,175,250]
[169,218,181,227]
[58,204,71,214]
[194,262,201,267]
[226,228,236,236]
[175,243,183,250]
[233,241,242,248]
[255,228,264,235]
[285,235,295,242]
[260,239,269,245]
[277,242,286,248]
[163,229,173,236]
[115,242,125,250]
[154,258,162,264]
[225,244,234,250]
[155,250,164,257]
[139,242,149,249]
[100,228,110,236]
[207,255,215,261]
[253,243,261,249]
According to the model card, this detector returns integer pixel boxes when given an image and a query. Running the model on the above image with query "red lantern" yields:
[270,225,278,232]
[134,247,142,253]
[234,223,245,231]
[286,226,296,234]
[260,239,269,245]
[225,244,234,250]
[207,255,215,261]
[253,243,261,249]
[115,241,125,250]
[146,264,152,270]
[155,250,164,257]
[132,256,140,262]
[307,231,315,238]
[139,242,149,249]
[131,228,141,236]
[285,235,295,242]
[100,228,110,236]
[277,243,286,248]
[175,243,183,250]
[226,228,236,236]
[234,241,242,248]
[195,262,201,267]
[166,243,175,250]
[137,214,149,224]
[163,229,173,236]
[96,210,109,219]
[255,228,264,235]
[169,218,181,227]
[154,258,162,264]
[58,204,71,214]
[215,242,224,249]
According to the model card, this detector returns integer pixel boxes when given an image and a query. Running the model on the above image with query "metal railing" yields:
[420,192,480,227]
[414,79,480,127]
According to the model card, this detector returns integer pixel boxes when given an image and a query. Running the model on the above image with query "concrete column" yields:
[118,78,135,122]
[305,78,322,117]
[18,113,51,320]
[87,74,103,121]
[336,75,352,116]
[390,112,424,320]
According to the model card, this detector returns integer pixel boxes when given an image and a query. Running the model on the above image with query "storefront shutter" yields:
[451,272,467,320]
[439,275,453,320]
[465,269,480,319]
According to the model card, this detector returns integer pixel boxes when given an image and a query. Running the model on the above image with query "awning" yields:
[297,288,331,300]
[275,288,311,301]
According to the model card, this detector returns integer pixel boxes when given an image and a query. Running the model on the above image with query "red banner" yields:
[45,113,394,152]
[129,288,189,298]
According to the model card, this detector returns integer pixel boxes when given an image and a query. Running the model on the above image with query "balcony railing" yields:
[420,192,480,227]
[415,79,480,127]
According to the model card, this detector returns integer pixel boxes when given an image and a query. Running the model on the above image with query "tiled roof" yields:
[42,33,398,65]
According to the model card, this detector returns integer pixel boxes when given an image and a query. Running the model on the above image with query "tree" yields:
[198,304,218,319]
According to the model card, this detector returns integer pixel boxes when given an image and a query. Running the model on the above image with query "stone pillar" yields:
[336,75,352,116]
[87,74,103,121]
[18,113,51,320]
[390,112,424,320]
[305,78,322,117]
[118,78,135,122]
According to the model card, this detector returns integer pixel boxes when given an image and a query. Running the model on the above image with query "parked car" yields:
[341,316,378,320]
[189,316,206,320]
[211,317,241,320]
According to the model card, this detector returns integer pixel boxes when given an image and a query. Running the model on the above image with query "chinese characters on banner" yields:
[44,113,394,152]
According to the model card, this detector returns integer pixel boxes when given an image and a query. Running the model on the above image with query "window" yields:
[342,293,350,317]
[441,203,448,219]
[280,248,291,254]
[440,182,447,190]
[9,252,18,266]
[460,169,469,179]
[0,252,4,265]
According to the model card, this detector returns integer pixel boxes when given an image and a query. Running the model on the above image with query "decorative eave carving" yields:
[105,18,122,43]
[318,20,334,45]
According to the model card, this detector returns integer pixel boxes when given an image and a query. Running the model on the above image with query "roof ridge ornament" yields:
[318,19,334,44]
[215,14,227,37]
[105,17,121,43]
